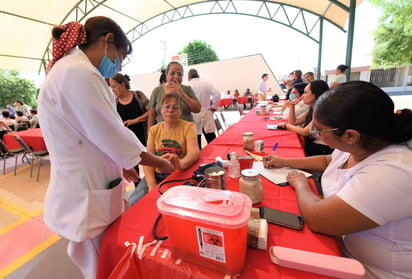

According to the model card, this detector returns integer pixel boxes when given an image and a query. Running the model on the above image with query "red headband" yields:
[46,22,87,73]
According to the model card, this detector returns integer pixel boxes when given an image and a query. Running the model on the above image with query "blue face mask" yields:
[289,93,297,100]
[98,43,121,78]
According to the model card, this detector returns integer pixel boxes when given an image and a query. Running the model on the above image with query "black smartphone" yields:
[108,177,122,189]
[259,207,303,230]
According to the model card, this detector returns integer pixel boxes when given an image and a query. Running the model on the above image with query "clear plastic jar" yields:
[243,132,254,151]
[239,169,263,204]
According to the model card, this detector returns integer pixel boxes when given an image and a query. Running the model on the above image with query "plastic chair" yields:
[13,135,48,181]
[218,111,231,129]
[0,139,25,175]
[214,116,224,135]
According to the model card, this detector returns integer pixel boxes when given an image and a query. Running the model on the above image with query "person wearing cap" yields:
[38,16,174,278]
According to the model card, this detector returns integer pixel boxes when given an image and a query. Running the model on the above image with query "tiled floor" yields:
[0,159,82,278]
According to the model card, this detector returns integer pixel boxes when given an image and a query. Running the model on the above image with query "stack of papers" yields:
[253,161,312,186]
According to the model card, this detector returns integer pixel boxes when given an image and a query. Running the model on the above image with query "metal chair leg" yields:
[36,158,41,182]
[14,154,18,176]
[2,154,5,175]
[30,155,34,178]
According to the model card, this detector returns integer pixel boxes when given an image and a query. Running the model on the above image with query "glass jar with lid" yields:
[243,132,254,151]
[239,169,263,204]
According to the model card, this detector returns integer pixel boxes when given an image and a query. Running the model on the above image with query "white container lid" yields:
[241,169,259,177]
[157,186,252,229]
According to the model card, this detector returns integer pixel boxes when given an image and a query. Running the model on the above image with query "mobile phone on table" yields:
[259,207,303,230]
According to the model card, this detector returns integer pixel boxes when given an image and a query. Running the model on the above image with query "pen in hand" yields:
[272,142,279,154]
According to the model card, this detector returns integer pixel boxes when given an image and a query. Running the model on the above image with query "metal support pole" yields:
[317,18,324,80]
[345,0,356,81]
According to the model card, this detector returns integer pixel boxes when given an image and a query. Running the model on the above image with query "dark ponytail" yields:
[314,81,412,148]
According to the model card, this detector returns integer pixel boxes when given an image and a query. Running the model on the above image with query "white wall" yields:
[129,54,284,99]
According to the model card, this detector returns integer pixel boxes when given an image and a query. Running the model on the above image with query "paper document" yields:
[253,161,313,185]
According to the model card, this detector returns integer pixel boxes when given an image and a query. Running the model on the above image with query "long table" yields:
[3,128,47,151]
[97,108,341,279]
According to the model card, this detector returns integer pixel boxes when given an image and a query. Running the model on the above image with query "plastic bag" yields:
[108,242,144,279]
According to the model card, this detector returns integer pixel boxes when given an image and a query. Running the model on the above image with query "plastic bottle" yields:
[228,152,240,178]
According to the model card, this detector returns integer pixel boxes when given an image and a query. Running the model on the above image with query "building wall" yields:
[129,54,284,99]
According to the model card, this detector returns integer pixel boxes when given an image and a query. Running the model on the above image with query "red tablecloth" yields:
[97,108,341,279]
[3,129,47,151]
[218,98,234,107]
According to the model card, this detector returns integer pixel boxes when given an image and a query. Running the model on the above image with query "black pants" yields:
[197,131,216,149]
[0,131,7,141]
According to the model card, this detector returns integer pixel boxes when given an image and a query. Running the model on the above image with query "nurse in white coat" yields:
[38,17,174,278]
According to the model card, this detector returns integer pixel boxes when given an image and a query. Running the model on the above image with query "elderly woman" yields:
[264,81,412,278]
[129,93,199,205]
[147,61,201,127]
[277,80,333,156]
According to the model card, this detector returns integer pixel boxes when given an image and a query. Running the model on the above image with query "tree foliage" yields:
[370,0,412,68]
[0,70,39,109]
[179,40,219,65]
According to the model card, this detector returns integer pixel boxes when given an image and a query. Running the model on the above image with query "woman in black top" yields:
[109,73,149,179]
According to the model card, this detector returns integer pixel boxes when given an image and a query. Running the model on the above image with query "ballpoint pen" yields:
[272,142,279,154]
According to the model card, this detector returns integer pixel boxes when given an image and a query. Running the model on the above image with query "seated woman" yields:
[147,61,200,127]
[128,93,200,205]
[277,80,333,156]
[0,120,13,140]
[263,81,412,278]
[281,82,310,121]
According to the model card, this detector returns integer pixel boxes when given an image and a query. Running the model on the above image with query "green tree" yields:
[0,70,39,109]
[179,40,219,65]
[370,0,412,68]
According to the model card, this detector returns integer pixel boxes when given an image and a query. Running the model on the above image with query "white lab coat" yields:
[189,77,221,134]
[38,48,146,242]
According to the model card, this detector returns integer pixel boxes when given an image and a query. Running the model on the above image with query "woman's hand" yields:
[123,119,136,127]
[161,153,181,169]
[286,170,309,190]
[290,98,300,106]
[123,168,140,182]
[263,155,284,169]
[164,80,184,96]
[277,122,287,129]
[156,156,175,173]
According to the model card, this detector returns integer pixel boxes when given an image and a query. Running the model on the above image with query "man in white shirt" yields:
[256,73,271,100]
[188,69,221,149]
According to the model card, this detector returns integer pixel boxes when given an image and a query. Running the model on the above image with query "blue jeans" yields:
[128,172,170,206]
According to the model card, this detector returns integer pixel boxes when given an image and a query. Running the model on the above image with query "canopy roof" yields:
[0,0,363,72]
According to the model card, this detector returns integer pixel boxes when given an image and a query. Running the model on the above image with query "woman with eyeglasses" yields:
[264,81,412,278]
[38,16,174,278]
[147,61,201,127]
[277,80,333,156]
[129,93,199,205]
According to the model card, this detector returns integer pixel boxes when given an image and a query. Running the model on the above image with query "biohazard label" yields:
[196,226,226,263]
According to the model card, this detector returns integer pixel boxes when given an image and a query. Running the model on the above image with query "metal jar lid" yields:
[243,132,254,136]
[241,169,259,177]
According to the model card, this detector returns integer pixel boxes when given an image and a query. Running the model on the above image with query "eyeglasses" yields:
[161,104,180,111]
[310,124,339,139]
